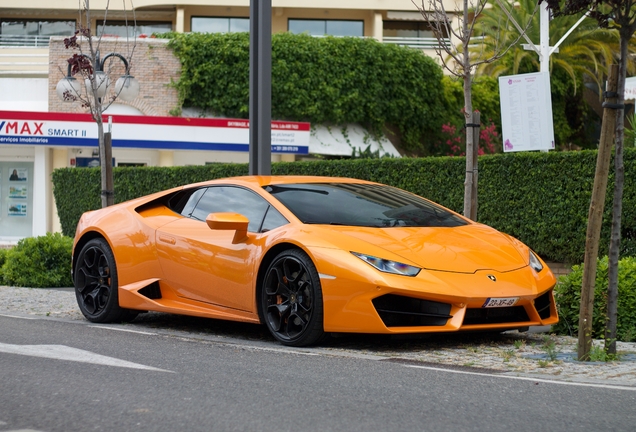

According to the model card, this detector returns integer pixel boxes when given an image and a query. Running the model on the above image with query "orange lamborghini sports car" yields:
[72,176,558,346]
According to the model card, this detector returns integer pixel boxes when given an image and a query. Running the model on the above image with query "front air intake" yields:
[372,294,452,327]
[533,291,552,320]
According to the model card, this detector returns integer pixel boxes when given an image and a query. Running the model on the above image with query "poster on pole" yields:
[498,72,555,152]
[624,76,636,101]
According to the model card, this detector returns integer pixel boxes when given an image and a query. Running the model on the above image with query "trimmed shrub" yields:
[553,256,636,342]
[0,248,9,285]
[2,233,73,288]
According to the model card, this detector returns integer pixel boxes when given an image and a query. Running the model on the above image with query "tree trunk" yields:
[462,0,475,219]
[605,32,629,355]
[577,65,618,361]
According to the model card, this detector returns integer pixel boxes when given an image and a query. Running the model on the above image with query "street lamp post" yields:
[57,50,140,207]
[249,0,272,175]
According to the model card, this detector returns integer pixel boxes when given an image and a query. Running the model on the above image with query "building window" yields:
[191,17,249,33]
[0,19,75,36]
[383,21,443,39]
[288,19,363,37]
[0,161,33,238]
[98,21,172,38]
[117,162,147,167]
[0,20,75,46]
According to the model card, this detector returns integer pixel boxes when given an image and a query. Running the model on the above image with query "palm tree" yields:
[467,0,635,148]
[472,0,627,92]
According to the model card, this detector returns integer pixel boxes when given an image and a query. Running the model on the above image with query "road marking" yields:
[0,313,37,320]
[0,343,173,373]
[5,430,43,432]
[404,364,636,391]
[88,325,157,335]
[5,430,44,432]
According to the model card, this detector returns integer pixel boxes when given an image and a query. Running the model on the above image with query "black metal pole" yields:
[249,0,272,175]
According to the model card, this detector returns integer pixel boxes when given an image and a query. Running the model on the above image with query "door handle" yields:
[158,235,176,245]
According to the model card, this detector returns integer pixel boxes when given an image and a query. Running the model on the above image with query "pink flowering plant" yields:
[434,118,501,157]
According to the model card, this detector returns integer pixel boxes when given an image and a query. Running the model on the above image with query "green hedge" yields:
[1,233,73,288]
[553,256,636,342]
[162,32,449,153]
[53,148,636,264]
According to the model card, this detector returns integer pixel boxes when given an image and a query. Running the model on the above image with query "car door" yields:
[155,186,273,312]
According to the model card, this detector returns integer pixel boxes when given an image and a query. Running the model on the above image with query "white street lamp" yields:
[55,76,82,102]
[56,50,140,103]
[86,71,110,99]
[115,74,140,101]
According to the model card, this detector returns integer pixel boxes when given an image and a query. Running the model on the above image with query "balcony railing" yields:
[0,35,51,47]
[382,36,450,50]
[1,33,455,50]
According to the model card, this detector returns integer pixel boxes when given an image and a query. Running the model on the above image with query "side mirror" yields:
[206,212,249,243]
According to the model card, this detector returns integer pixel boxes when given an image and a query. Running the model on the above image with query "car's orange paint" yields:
[73,175,558,334]
[155,216,261,312]
[205,212,249,243]
[307,246,557,333]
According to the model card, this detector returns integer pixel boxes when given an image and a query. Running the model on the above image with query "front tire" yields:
[261,249,324,347]
[74,238,138,323]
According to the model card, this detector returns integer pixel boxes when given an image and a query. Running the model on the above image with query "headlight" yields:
[529,250,543,272]
[351,252,421,276]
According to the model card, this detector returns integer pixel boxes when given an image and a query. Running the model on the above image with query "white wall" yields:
[173,150,249,165]
[112,148,160,166]
[0,78,48,112]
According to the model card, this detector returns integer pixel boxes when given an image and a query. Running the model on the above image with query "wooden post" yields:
[578,64,618,361]
[103,130,114,207]
[470,111,480,221]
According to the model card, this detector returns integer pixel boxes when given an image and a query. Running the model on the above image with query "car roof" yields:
[186,175,377,189]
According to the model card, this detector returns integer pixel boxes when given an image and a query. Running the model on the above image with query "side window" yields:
[190,186,269,232]
[261,206,289,232]
[180,188,206,217]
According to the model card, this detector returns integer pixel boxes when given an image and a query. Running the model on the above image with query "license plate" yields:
[482,297,519,308]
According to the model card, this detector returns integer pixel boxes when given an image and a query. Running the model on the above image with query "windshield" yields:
[264,183,468,228]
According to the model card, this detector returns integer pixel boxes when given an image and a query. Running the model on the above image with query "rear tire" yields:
[260,249,324,347]
[74,238,138,323]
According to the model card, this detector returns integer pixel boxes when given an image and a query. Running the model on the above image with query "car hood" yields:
[317,224,528,273]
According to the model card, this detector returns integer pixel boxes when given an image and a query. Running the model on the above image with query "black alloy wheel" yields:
[74,238,138,323]
[261,249,324,347]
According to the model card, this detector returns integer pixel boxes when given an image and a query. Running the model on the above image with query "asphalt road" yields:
[1,314,635,432]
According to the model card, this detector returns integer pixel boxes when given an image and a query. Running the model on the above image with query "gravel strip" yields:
[0,286,83,320]
[1,286,635,386]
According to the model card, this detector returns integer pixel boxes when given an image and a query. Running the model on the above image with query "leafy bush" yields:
[162,32,448,153]
[2,233,73,288]
[442,75,502,131]
[0,248,9,285]
[553,256,636,342]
